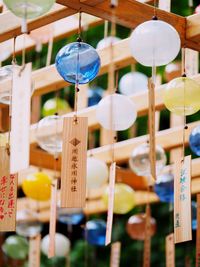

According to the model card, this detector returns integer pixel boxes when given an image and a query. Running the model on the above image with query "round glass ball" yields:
[42,97,71,117]
[58,208,84,226]
[102,183,136,214]
[119,71,148,96]
[86,157,109,189]
[3,0,55,19]
[22,172,52,201]
[96,93,137,131]
[154,172,174,203]
[189,125,200,156]
[55,42,101,84]
[96,36,121,49]
[16,221,42,238]
[130,20,181,67]
[36,115,63,155]
[41,233,70,257]
[164,77,200,116]
[129,143,167,177]
[126,213,157,240]
[88,86,104,106]
[85,219,106,246]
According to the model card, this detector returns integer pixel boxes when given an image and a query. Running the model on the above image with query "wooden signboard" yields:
[174,156,192,243]
[110,242,121,267]
[10,63,32,173]
[0,146,17,232]
[48,179,58,258]
[105,162,116,246]
[166,233,175,267]
[29,235,41,267]
[148,79,156,181]
[61,117,88,208]
[196,194,200,267]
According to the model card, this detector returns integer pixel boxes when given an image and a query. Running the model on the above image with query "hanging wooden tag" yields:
[29,234,41,267]
[110,241,121,267]
[158,0,171,12]
[61,117,88,208]
[166,233,175,267]
[105,162,116,246]
[10,63,32,173]
[174,155,192,243]
[148,79,156,181]
[196,194,200,267]
[48,179,58,258]
[185,48,199,77]
[0,146,17,232]
[143,204,151,267]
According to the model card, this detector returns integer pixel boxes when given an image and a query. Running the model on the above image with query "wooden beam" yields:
[29,120,200,169]
[0,4,77,43]
[186,14,200,44]
[11,14,102,55]
[57,0,187,44]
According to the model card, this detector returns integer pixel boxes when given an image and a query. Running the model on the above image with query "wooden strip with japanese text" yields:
[105,162,116,246]
[166,233,175,267]
[0,146,17,231]
[61,117,88,208]
[29,234,41,267]
[174,155,192,243]
[110,241,121,267]
[48,179,58,258]
[196,194,200,267]
[148,79,156,180]
[10,63,32,173]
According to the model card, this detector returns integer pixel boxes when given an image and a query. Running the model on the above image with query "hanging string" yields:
[181,47,187,162]
[46,33,54,67]
[153,0,158,18]
[104,20,109,39]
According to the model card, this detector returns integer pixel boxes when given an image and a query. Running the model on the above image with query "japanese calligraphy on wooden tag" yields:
[196,194,200,267]
[0,147,17,232]
[110,241,121,267]
[105,162,116,246]
[143,204,151,267]
[185,48,199,77]
[48,179,58,258]
[174,155,192,243]
[61,117,88,208]
[10,63,32,173]
[158,0,171,12]
[148,79,156,181]
[166,233,175,267]
[29,235,41,267]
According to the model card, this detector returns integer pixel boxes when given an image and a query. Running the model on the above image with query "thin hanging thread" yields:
[153,0,157,18]
[104,20,109,38]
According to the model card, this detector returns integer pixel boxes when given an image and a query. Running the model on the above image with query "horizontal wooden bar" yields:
[13,14,102,55]
[0,4,77,43]
[29,120,200,169]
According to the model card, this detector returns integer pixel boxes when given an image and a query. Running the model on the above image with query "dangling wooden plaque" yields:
[0,146,17,232]
[61,117,88,208]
